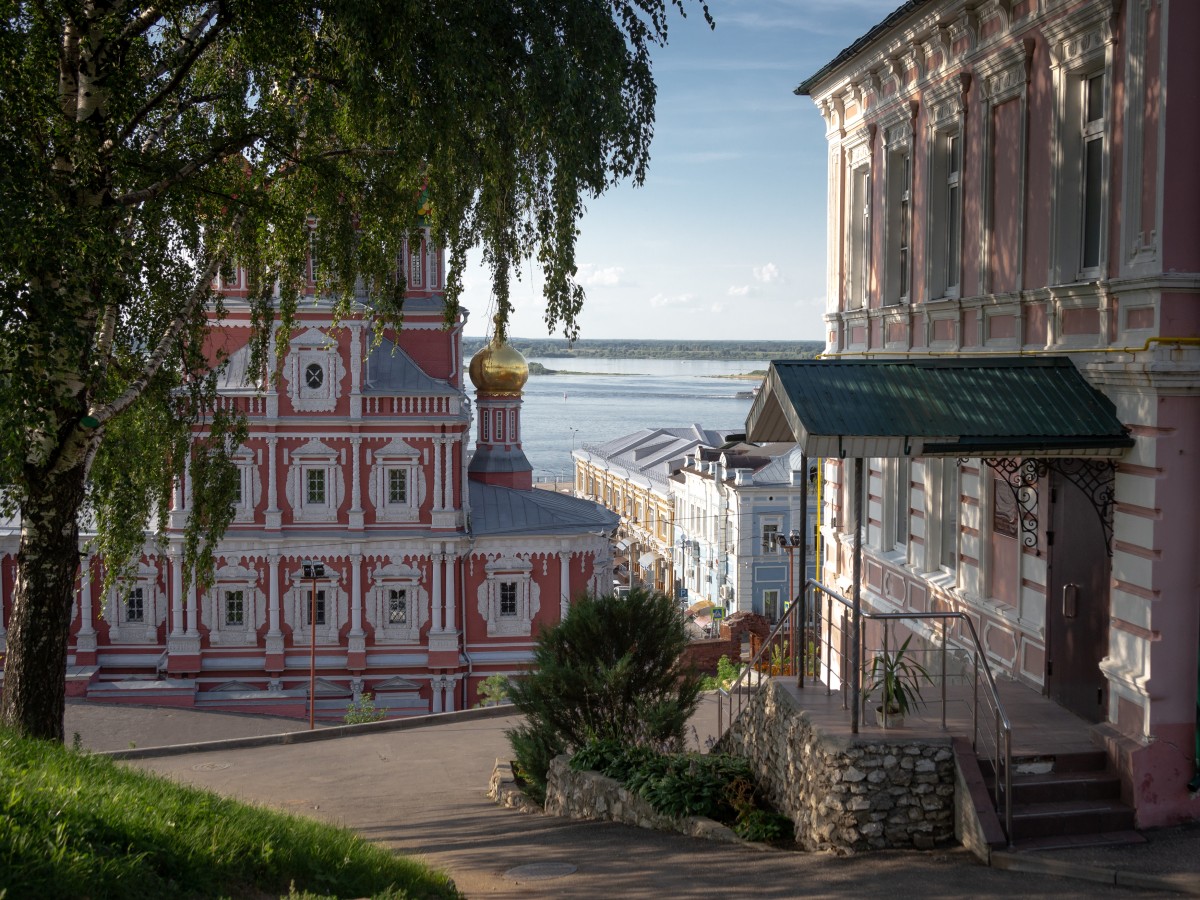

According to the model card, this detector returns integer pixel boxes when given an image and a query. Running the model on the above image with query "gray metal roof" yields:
[745,357,1133,459]
[468,482,619,536]
[577,425,735,488]
[364,338,458,395]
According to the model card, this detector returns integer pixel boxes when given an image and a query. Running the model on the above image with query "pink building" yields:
[0,236,617,720]
[751,0,1198,829]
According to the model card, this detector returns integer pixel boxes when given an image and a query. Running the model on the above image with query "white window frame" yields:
[885,457,911,555]
[106,562,163,644]
[204,564,264,645]
[884,137,913,306]
[926,458,960,578]
[763,588,781,622]
[287,565,345,645]
[286,438,344,524]
[845,135,872,311]
[925,81,966,301]
[760,520,781,555]
[1046,7,1114,286]
[369,562,427,643]
[283,327,344,413]
[230,446,262,524]
[477,556,541,637]
[369,437,424,523]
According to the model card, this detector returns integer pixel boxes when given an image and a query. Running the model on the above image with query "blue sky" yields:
[459,0,901,343]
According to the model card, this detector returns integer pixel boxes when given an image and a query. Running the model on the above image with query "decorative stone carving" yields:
[368,561,428,643]
[204,562,266,645]
[477,555,541,637]
[283,326,345,412]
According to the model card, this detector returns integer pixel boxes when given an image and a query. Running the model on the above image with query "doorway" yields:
[1045,466,1112,723]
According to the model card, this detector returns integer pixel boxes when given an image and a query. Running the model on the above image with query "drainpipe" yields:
[851,457,864,734]
[460,539,475,710]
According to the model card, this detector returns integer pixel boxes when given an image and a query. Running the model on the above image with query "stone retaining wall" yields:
[718,680,956,852]
[543,755,738,842]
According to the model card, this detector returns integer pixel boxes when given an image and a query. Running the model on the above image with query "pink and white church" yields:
[0,238,617,720]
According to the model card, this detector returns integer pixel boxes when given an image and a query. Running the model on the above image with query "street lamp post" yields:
[302,559,325,729]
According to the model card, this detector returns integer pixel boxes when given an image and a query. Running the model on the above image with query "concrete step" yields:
[1011,798,1136,841]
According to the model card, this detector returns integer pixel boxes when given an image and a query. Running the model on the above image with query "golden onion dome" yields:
[469,336,529,395]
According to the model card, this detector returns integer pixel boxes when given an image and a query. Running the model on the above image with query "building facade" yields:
[572,426,733,595]
[796,0,1199,826]
[671,444,815,620]
[0,238,617,720]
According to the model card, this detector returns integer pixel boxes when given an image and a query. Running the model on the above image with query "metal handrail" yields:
[717,577,1014,842]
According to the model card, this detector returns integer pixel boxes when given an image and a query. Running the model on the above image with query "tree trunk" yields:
[1,464,88,742]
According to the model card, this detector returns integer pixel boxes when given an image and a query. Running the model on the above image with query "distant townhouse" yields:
[672,443,815,620]
[572,425,734,595]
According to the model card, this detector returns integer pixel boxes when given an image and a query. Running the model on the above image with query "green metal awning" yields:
[745,357,1133,459]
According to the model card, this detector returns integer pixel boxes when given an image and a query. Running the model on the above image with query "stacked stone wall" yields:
[719,680,956,852]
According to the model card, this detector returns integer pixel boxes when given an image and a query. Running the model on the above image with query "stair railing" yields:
[717,578,1014,843]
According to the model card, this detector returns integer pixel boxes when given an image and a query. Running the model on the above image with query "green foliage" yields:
[475,674,510,708]
[506,588,703,797]
[507,724,567,806]
[0,0,712,740]
[868,634,933,716]
[0,729,461,899]
[344,692,386,725]
[699,655,743,691]
[570,739,792,843]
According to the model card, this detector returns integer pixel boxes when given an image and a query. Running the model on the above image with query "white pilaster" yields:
[560,551,571,618]
[350,550,363,637]
[433,436,444,511]
[431,553,443,632]
[170,551,183,637]
[267,553,281,636]
[444,552,456,632]
[431,678,443,713]
[349,437,364,529]
[265,437,281,529]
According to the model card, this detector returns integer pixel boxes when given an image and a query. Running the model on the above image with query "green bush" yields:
[506,588,703,799]
[344,691,386,725]
[570,739,792,843]
[475,674,510,707]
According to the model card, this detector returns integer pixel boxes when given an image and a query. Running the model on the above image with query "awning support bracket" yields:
[980,457,1049,555]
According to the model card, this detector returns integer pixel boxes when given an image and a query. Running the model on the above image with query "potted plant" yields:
[868,634,932,728]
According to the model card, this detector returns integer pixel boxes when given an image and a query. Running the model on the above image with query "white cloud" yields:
[649,292,694,308]
[578,264,625,287]
[754,262,781,284]
[727,284,750,297]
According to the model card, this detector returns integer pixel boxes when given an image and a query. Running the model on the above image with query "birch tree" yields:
[0,0,711,740]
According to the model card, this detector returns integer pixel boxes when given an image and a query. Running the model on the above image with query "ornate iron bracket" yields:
[981,457,1049,554]
[978,457,1117,557]
[1048,458,1117,556]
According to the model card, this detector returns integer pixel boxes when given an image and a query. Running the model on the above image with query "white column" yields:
[443,678,455,713]
[559,551,571,618]
[431,678,443,713]
[350,550,363,637]
[170,551,183,636]
[350,323,362,419]
[183,451,193,510]
[431,553,443,632]
[186,579,198,635]
[77,557,94,637]
[432,437,444,512]
[267,553,281,636]
[444,553,456,632]
[349,437,363,529]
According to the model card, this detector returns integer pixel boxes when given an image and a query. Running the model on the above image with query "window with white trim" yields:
[1047,8,1113,286]
[203,564,264,645]
[305,589,327,626]
[126,588,145,623]
[388,468,408,505]
[886,457,911,552]
[847,162,871,309]
[477,557,540,637]
[761,522,780,554]
[306,468,326,504]
[885,149,912,305]
[929,130,963,298]
[410,240,422,286]
[369,562,426,642]
[763,589,781,622]
[930,458,960,574]
[499,582,518,617]
[224,590,244,626]
[388,588,408,624]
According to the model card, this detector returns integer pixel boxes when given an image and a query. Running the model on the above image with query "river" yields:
[515,357,768,479]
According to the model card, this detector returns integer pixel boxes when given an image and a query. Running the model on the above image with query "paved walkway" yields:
[67,700,1198,898]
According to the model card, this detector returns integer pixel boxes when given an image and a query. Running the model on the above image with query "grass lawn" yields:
[0,728,461,899]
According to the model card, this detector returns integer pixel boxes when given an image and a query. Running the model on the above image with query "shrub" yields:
[507,588,703,799]
[344,691,386,725]
[475,674,510,707]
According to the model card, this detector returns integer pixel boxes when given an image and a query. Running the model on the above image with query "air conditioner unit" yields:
[719,585,733,601]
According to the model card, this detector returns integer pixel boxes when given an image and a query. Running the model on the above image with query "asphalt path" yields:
[63,700,1184,899]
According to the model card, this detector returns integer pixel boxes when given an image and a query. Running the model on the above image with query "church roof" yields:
[364,337,457,395]
[469,482,618,536]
